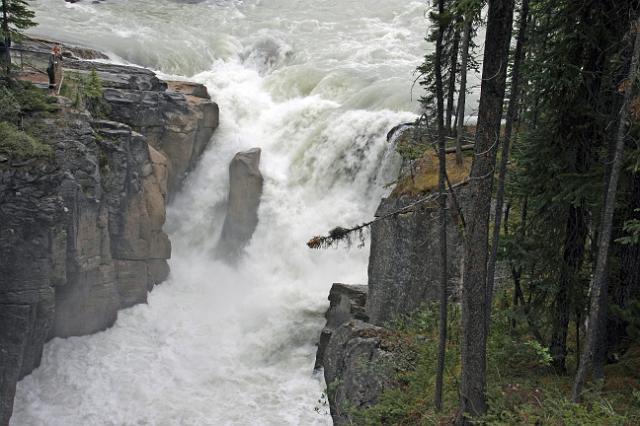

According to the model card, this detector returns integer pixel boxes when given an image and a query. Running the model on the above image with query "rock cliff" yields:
[0,49,218,425]
[315,128,470,423]
[64,61,219,198]
[367,189,467,325]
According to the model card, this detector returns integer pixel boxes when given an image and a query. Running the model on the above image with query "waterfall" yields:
[12,0,426,424]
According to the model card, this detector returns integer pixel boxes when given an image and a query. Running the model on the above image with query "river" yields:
[12,0,427,424]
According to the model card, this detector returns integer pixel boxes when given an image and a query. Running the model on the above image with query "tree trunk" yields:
[1,0,10,76]
[459,0,515,422]
[434,0,448,412]
[572,16,640,402]
[454,16,472,166]
[446,24,461,136]
[549,203,588,372]
[486,0,530,333]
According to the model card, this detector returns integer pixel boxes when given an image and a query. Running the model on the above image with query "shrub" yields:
[0,122,53,159]
[0,81,57,124]
[0,87,21,123]
[349,304,640,425]
[60,69,110,117]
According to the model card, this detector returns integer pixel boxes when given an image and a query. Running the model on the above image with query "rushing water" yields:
[12,1,429,424]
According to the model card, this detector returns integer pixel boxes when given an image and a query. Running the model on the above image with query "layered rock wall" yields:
[65,60,219,197]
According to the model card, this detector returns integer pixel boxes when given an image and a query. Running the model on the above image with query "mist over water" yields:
[13,1,427,424]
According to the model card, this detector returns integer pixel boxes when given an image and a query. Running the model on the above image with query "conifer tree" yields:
[1,0,36,76]
[459,0,514,421]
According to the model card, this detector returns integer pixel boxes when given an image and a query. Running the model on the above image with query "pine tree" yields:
[459,0,515,421]
[1,0,36,76]
[432,0,449,412]
[572,15,640,402]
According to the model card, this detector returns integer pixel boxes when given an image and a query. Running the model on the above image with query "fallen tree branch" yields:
[307,180,469,249]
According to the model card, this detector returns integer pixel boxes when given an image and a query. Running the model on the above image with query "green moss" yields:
[0,122,53,159]
[98,151,111,175]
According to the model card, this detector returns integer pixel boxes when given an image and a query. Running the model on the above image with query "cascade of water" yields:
[12,1,427,424]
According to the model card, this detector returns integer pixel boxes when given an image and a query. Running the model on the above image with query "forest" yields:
[353,0,640,423]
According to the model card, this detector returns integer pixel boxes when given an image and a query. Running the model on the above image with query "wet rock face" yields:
[315,182,470,421]
[0,116,172,424]
[216,148,264,259]
[0,158,64,426]
[52,120,172,337]
[366,188,467,325]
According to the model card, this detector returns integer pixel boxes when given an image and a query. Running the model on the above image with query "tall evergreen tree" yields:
[573,14,640,402]
[459,0,515,421]
[1,0,36,76]
[485,0,530,332]
[432,0,449,412]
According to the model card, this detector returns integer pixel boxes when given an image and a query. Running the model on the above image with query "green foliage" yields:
[617,210,640,245]
[484,386,627,426]
[349,305,462,425]
[416,0,481,117]
[0,85,20,122]
[0,81,57,159]
[1,0,37,75]
[0,0,37,41]
[0,121,52,159]
[611,300,640,342]
[60,69,110,117]
[0,80,57,122]
[350,304,639,425]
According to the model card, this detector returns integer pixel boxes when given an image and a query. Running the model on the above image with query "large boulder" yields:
[216,148,264,259]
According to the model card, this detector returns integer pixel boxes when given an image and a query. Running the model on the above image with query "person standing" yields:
[47,45,61,90]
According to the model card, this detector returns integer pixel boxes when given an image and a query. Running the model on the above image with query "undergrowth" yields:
[0,122,53,159]
[60,69,110,117]
[0,80,57,159]
[350,298,640,425]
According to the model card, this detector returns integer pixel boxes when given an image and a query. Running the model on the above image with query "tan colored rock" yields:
[149,145,169,197]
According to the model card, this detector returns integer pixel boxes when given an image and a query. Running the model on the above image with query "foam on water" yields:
[12,0,426,424]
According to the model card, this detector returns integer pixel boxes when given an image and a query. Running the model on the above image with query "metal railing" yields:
[8,46,64,93]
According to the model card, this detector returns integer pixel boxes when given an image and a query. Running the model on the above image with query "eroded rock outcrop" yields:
[323,320,397,425]
[0,115,171,423]
[216,148,263,259]
[314,283,368,371]
[65,60,219,197]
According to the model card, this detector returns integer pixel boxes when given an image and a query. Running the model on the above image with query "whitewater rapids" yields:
[12,0,432,424]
